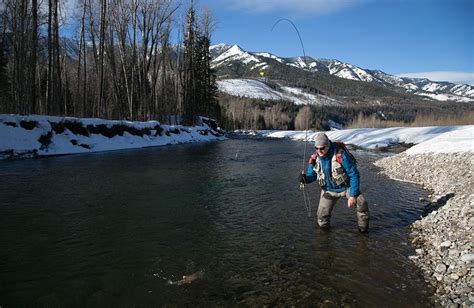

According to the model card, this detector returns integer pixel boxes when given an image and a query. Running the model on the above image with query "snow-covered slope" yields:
[217,79,282,100]
[211,44,474,103]
[217,78,342,106]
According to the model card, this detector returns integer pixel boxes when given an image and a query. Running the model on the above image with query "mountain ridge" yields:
[210,43,473,103]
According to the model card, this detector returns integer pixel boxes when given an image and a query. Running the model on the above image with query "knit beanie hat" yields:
[314,133,330,148]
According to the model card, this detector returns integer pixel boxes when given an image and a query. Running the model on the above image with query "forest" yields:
[0,0,219,125]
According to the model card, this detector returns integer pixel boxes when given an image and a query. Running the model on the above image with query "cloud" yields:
[397,71,474,85]
[223,0,364,16]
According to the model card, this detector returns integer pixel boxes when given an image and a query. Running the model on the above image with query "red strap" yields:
[336,151,343,164]
[334,141,345,164]
[308,153,317,164]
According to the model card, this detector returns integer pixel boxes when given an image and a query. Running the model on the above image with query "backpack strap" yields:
[333,141,356,165]
[336,148,343,164]
[308,153,317,166]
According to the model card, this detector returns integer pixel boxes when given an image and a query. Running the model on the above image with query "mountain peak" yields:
[211,43,263,70]
[228,44,244,54]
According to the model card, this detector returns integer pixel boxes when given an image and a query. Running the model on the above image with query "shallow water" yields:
[0,137,433,307]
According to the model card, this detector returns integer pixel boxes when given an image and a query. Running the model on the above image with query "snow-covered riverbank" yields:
[0,114,225,159]
[256,125,474,152]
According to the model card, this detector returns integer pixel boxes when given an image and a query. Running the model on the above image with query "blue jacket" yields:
[305,142,360,197]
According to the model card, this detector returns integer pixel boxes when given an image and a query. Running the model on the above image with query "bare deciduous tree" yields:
[0,0,217,125]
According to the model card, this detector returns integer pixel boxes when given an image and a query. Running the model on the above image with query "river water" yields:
[0,137,433,307]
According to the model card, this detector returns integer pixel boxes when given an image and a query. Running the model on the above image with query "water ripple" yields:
[0,139,433,306]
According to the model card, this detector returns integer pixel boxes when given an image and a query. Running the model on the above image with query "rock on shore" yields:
[374,153,473,307]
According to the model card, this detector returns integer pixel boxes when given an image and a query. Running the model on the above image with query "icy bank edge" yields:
[0,114,226,159]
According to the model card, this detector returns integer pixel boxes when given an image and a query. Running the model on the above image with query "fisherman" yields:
[299,133,369,232]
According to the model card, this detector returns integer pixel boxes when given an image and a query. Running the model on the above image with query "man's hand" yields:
[299,173,307,184]
[348,196,357,208]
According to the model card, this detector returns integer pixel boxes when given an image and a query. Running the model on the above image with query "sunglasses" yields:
[316,146,326,151]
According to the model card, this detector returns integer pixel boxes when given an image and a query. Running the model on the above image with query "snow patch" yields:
[415,92,473,103]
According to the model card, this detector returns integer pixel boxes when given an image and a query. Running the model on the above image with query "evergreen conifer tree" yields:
[182,4,197,125]
[0,41,10,104]
[196,34,220,121]
[182,3,220,125]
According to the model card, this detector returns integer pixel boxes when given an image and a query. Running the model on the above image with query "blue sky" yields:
[197,0,474,84]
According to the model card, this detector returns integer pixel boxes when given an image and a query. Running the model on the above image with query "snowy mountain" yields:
[211,44,473,103]
[211,44,269,73]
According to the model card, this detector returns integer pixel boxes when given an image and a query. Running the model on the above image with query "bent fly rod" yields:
[271,18,312,217]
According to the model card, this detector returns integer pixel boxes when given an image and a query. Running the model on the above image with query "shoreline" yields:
[0,114,225,160]
[374,152,473,306]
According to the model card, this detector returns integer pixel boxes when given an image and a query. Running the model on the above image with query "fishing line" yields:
[302,182,312,217]
[271,19,307,65]
[271,18,312,217]
[302,116,312,217]
[302,116,309,172]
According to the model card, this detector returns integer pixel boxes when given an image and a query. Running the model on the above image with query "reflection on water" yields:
[0,138,433,306]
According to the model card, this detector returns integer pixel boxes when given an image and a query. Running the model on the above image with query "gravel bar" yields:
[374,153,473,307]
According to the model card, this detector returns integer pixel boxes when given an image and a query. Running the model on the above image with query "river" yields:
[0,137,433,307]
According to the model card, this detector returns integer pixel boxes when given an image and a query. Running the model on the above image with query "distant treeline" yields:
[218,92,474,130]
[0,0,219,125]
